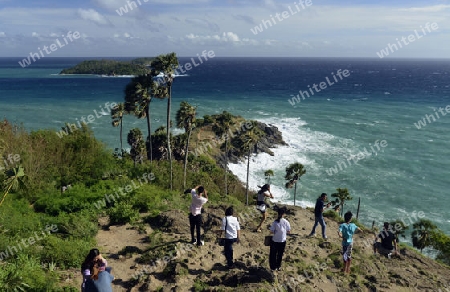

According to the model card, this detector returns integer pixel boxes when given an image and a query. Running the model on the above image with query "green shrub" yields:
[193,279,209,291]
[57,211,98,240]
[108,202,139,225]
[0,254,57,291]
[0,262,31,291]
[40,236,93,269]
[323,210,342,222]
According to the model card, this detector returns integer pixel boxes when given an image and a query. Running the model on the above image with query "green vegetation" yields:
[0,110,250,289]
[212,111,235,195]
[175,101,197,189]
[264,169,274,185]
[331,188,352,217]
[284,163,306,206]
[412,219,437,252]
[59,59,150,75]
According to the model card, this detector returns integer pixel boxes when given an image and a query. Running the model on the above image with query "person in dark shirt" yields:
[308,193,331,239]
[373,222,398,258]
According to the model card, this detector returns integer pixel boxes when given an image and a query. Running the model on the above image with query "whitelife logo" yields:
[18,31,81,68]
[250,0,312,35]
[55,102,117,138]
[376,22,439,58]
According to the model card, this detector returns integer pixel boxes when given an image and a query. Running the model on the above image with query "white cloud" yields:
[185,32,242,43]
[399,5,450,12]
[0,32,5,37]
[31,32,39,37]
[77,8,110,25]
[223,32,239,42]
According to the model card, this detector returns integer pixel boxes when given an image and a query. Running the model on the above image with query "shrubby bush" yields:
[108,202,140,225]
[40,236,93,269]
[0,254,56,291]
[57,211,98,240]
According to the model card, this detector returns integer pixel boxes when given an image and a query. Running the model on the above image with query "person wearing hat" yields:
[308,193,331,239]
[269,208,291,271]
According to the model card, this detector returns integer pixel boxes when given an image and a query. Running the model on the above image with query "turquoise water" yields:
[0,57,449,238]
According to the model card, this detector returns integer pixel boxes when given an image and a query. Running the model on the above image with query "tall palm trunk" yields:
[145,106,152,163]
[245,148,250,205]
[294,182,297,206]
[167,85,173,190]
[183,128,192,189]
[119,118,123,156]
[224,137,228,196]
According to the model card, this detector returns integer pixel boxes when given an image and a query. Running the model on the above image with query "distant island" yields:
[59,57,153,75]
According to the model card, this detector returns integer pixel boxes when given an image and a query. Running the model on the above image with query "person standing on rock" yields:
[269,208,291,271]
[308,193,331,239]
[255,184,274,232]
[221,206,241,268]
[189,185,208,246]
[338,211,363,274]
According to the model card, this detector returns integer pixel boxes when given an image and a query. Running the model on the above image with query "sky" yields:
[0,0,449,58]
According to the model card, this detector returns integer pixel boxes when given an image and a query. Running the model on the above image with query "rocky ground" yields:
[66,202,450,292]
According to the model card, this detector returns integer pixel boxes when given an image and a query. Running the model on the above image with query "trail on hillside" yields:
[89,206,450,291]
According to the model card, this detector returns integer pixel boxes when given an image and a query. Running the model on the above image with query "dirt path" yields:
[82,205,450,292]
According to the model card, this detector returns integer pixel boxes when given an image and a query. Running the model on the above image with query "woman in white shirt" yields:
[255,184,274,232]
[221,206,240,269]
[269,208,291,271]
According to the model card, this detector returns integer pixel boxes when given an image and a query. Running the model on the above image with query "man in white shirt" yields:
[221,206,240,268]
[189,185,208,246]
[269,208,291,271]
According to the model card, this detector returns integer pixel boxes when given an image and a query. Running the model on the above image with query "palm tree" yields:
[331,188,352,217]
[212,111,234,196]
[389,219,409,240]
[127,128,145,167]
[151,52,179,190]
[241,121,264,205]
[111,102,126,156]
[412,219,438,253]
[124,75,154,162]
[284,163,306,206]
[264,169,274,184]
[0,166,26,207]
[175,101,196,190]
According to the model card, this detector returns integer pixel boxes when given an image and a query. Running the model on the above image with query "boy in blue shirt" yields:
[338,211,363,274]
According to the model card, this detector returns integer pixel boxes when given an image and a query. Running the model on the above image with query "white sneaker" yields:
[387,253,392,259]
[200,240,205,246]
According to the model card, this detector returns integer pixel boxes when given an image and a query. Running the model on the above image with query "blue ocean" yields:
[0,57,449,239]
